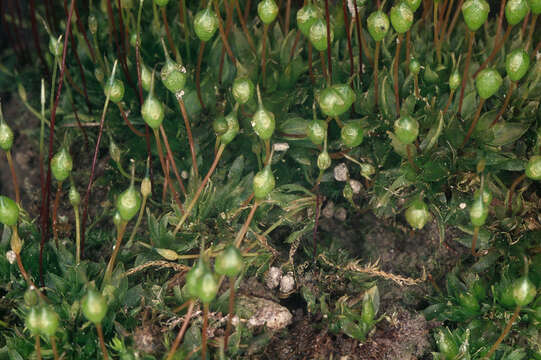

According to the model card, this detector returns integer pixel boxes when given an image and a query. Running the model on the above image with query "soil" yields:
[1,96,465,359]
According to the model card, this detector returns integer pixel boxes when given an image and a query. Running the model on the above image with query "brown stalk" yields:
[406,31,411,71]
[442,89,455,115]
[166,300,195,360]
[35,335,42,360]
[104,221,128,283]
[29,0,49,77]
[234,0,256,53]
[324,0,333,79]
[153,130,184,210]
[352,0,363,77]
[52,182,63,248]
[308,43,315,84]
[63,0,92,112]
[223,276,237,349]
[5,151,20,204]
[470,226,482,257]
[394,34,403,116]
[284,0,291,34]
[51,337,60,360]
[41,0,75,286]
[342,0,354,77]
[161,7,178,61]
[490,82,515,127]
[196,42,206,109]
[262,24,269,87]
[460,97,485,148]
[159,124,188,197]
[289,30,301,62]
[320,51,328,82]
[458,29,474,115]
[440,0,455,39]
[214,0,237,65]
[177,97,200,179]
[96,323,110,360]
[406,144,420,172]
[73,2,96,61]
[482,306,521,360]
[118,103,145,137]
[374,41,380,108]
[173,145,226,235]
[445,0,464,41]
[202,303,209,360]
[507,173,526,213]
[473,25,512,79]
[312,190,321,260]
[234,201,259,248]
[526,14,538,50]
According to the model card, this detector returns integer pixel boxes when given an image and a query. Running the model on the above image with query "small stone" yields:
[273,143,289,152]
[237,295,293,330]
[265,267,282,289]
[334,163,349,182]
[279,272,295,293]
[6,250,16,264]
[348,179,362,194]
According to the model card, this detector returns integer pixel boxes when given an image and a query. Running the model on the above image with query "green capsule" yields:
[253,165,275,199]
[525,155,541,180]
[104,79,125,103]
[474,187,492,205]
[307,120,327,145]
[341,122,364,148]
[252,104,275,141]
[213,116,228,136]
[462,0,490,32]
[154,0,169,6]
[220,111,240,145]
[512,277,536,306]
[24,289,39,307]
[0,195,18,226]
[26,307,41,335]
[405,198,431,230]
[196,270,218,303]
[297,3,323,37]
[0,121,13,152]
[449,70,462,91]
[390,2,414,34]
[367,11,390,42]
[116,179,142,222]
[40,306,59,337]
[215,245,244,277]
[405,0,422,12]
[161,58,187,95]
[141,94,164,129]
[51,148,73,182]
[394,116,419,144]
[49,36,64,57]
[469,195,488,227]
[69,185,81,207]
[258,0,279,24]
[475,68,502,99]
[505,0,530,25]
[194,7,219,42]
[81,289,108,324]
[309,18,333,52]
[409,58,421,75]
[317,84,355,117]
[232,77,255,104]
[141,63,152,92]
[317,151,331,170]
[506,49,530,82]
[186,260,206,298]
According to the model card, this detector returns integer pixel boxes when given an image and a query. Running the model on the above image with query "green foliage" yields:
[0,0,540,358]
